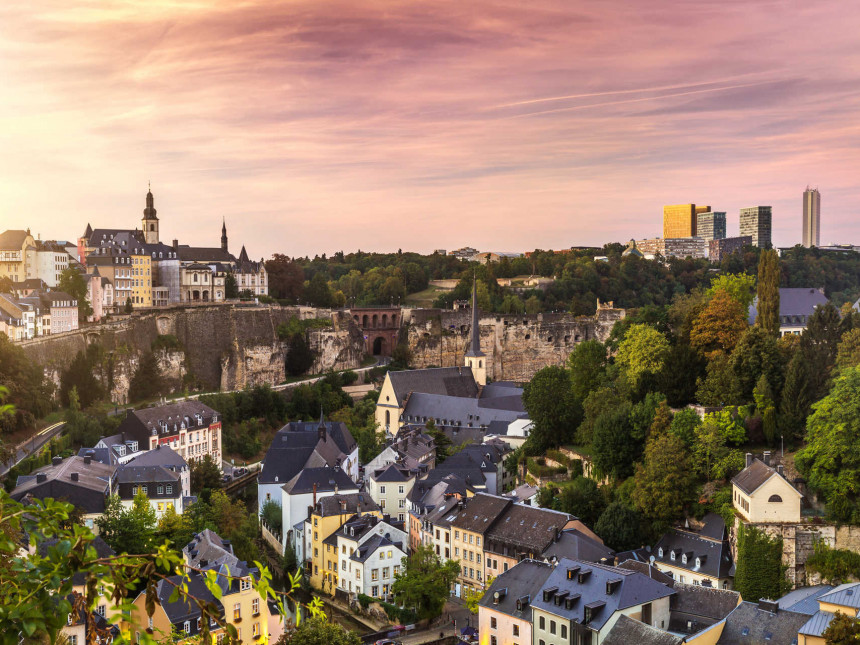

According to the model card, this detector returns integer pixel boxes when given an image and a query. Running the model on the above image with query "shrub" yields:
[151,334,183,351]
[806,542,860,584]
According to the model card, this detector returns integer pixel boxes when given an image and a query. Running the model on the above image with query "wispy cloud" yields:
[0,0,858,255]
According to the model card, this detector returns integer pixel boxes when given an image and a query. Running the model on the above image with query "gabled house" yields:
[335,514,408,599]
[115,462,184,518]
[367,463,417,523]
[652,514,735,589]
[732,453,803,524]
[478,559,555,645]
[114,401,222,464]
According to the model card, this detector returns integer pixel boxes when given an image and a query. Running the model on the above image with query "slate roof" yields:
[126,445,188,471]
[116,464,180,486]
[477,559,555,622]
[747,288,829,326]
[116,401,219,444]
[176,246,236,264]
[450,493,512,534]
[669,582,740,631]
[12,456,115,514]
[259,420,356,485]
[603,614,682,645]
[184,528,252,578]
[653,515,734,579]
[817,582,860,609]
[717,601,809,644]
[616,560,675,586]
[485,504,573,554]
[798,611,836,638]
[387,367,479,406]
[402,392,525,429]
[282,466,358,495]
[732,459,801,497]
[38,536,115,586]
[315,493,380,517]
[371,463,413,483]
[777,585,834,615]
[531,558,676,633]
[542,528,615,565]
[351,534,403,563]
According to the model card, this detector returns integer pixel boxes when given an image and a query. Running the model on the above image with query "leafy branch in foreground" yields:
[0,491,323,644]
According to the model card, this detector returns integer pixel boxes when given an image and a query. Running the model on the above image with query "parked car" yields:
[233,467,248,477]
[221,474,231,484]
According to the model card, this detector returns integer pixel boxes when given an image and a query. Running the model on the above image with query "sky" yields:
[1,1,859,258]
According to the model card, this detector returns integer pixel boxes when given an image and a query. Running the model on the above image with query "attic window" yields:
[695,557,701,568]
[670,551,676,561]
[768,494,783,503]
[682,554,687,564]
[658,547,663,557]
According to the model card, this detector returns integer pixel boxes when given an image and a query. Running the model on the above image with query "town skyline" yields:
[2,1,859,257]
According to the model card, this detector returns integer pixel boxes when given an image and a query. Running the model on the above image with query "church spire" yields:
[465,274,484,358]
[221,217,228,252]
[143,186,157,220]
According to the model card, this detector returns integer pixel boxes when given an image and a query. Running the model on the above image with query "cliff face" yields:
[18,305,366,402]
[404,307,625,382]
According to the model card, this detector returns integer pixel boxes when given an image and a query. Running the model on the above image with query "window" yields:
[670,551,676,561]
[131,486,138,495]
[477,554,482,564]
[157,503,164,512]
[469,534,474,544]
[561,625,567,639]
[68,638,77,645]
[380,551,385,560]
[394,565,400,576]
[234,602,242,620]
[166,485,173,495]
[658,547,663,557]
[491,617,497,629]
[356,570,361,580]
[491,638,497,645]
[97,605,106,617]
[372,585,379,597]
[477,537,481,547]
[539,617,545,630]
[197,618,201,630]
[380,485,386,494]
[550,620,556,635]
[141,485,148,495]
[253,622,260,637]
[768,494,783,503]
[184,621,190,634]
[383,567,390,578]
[399,485,405,494]
[253,598,260,615]
[455,531,459,540]
[241,578,251,591]
[157,485,164,495]
[513,625,520,636]
[399,499,405,508]
[372,569,379,581]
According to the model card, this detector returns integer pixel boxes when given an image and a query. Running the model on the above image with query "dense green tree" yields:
[64,387,104,447]
[523,366,582,452]
[822,611,860,643]
[753,373,778,445]
[693,418,729,481]
[705,407,748,446]
[707,272,757,309]
[615,324,670,388]
[836,328,860,373]
[730,326,785,402]
[190,454,223,494]
[631,431,696,525]
[592,403,641,481]
[58,266,93,322]
[690,289,748,359]
[734,524,789,602]
[277,616,362,645]
[594,502,645,552]
[225,272,239,298]
[155,505,194,549]
[796,367,860,522]
[96,490,157,555]
[567,340,607,400]
[756,249,781,336]
[544,476,606,526]
[657,342,707,407]
[266,254,306,302]
[780,352,812,444]
[391,544,460,619]
[305,272,334,307]
[801,302,845,401]
[628,392,666,442]
[669,408,701,446]
[286,333,316,376]
[577,386,625,445]
[696,354,742,406]
[59,346,104,408]
[0,334,53,433]
[128,351,164,402]
[261,499,283,532]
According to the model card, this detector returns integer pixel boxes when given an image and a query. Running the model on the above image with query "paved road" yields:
[1,421,66,476]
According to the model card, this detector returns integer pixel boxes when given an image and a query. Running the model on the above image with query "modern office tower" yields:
[709,236,752,262]
[697,211,727,241]
[740,206,773,248]
[695,205,712,215]
[663,204,705,238]
[802,187,821,248]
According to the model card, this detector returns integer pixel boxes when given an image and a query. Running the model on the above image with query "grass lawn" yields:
[405,286,447,307]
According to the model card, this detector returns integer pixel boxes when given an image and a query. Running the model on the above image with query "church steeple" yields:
[142,185,159,244]
[221,217,228,252]
[464,274,487,385]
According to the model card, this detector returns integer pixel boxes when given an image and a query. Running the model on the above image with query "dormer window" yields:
[670,551,676,561]
[695,557,701,568]
[658,547,663,557]
[682,554,687,564]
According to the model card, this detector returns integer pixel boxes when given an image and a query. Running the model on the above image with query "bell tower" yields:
[464,275,487,386]
[142,185,159,244]
[221,217,228,252]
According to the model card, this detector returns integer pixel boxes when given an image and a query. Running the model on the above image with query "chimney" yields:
[763,451,771,466]
[745,453,753,468]
[758,599,779,614]
[36,473,47,483]
[313,482,317,507]
[173,239,179,250]
[70,473,79,482]
[84,456,91,465]
[777,465,784,477]
[52,456,62,466]
[340,499,347,512]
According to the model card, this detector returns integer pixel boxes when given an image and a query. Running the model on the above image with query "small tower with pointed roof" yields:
[221,218,228,253]
[464,275,487,386]
[142,186,159,244]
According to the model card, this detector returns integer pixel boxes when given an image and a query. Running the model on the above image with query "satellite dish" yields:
[649,555,656,564]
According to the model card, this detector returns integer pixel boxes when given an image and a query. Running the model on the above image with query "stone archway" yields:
[373,337,385,355]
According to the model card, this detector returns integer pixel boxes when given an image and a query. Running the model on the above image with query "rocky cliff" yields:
[404,307,624,382]
[17,305,365,402]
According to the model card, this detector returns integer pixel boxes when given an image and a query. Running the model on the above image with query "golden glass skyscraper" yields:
[663,204,709,238]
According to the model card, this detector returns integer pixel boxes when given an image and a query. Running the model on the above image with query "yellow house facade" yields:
[131,253,153,307]
[731,456,802,524]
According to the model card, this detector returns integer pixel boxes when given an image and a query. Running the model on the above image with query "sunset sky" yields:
[1,1,858,258]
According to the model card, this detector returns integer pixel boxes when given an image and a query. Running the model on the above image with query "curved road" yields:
[1,421,66,477]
